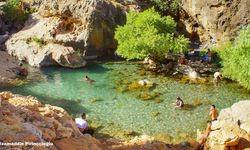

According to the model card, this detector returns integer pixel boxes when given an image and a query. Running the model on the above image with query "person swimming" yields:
[175,96,184,108]
[84,75,95,83]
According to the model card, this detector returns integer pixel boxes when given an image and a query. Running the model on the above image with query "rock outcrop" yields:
[6,0,126,68]
[0,91,102,150]
[202,101,250,149]
[180,0,250,44]
[0,51,19,85]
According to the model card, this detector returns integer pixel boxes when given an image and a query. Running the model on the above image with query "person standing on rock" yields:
[209,105,218,121]
[75,112,94,135]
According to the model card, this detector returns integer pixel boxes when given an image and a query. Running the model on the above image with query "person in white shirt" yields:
[75,112,94,135]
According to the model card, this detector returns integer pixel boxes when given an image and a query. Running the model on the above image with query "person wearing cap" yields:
[75,112,94,135]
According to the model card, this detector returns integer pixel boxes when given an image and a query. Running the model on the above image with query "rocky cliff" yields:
[180,0,250,44]
[199,101,250,149]
[5,0,126,68]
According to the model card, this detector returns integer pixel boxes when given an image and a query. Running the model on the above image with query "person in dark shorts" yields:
[75,112,94,135]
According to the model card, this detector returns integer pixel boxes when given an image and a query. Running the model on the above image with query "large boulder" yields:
[6,0,126,68]
[204,101,250,149]
[180,0,250,43]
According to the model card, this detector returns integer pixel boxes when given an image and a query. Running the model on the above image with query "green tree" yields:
[115,8,189,60]
[215,26,250,89]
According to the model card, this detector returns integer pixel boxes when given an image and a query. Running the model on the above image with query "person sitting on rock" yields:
[175,96,184,108]
[84,75,95,83]
[17,63,28,77]
[201,49,213,63]
[197,121,212,150]
[75,112,94,135]
[209,105,218,121]
[213,72,222,84]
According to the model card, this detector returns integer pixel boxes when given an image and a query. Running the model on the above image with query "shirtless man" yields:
[84,75,95,83]
[209,105,218,121]
[197,121,212,150]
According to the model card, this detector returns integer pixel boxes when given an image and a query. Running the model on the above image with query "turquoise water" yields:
[1,61,250,143]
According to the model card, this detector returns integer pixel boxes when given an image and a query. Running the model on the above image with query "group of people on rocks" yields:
[179,48,214,66]
[174,96,219,150]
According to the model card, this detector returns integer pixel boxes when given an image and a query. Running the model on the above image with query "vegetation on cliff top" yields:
[115,8,189,61]
[151,0,180,14]
[1,0,34,24]
[215,26,250,89]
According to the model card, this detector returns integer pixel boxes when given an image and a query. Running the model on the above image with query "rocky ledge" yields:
[198,101,250,149]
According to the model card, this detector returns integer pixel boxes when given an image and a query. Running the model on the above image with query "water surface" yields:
[1,61,250,143]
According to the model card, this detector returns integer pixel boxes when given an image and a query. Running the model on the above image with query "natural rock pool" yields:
[1,61,250,143]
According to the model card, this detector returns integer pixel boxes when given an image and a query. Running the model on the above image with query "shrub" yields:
[151,0,180,13]
[26,37,47,46]
[115,8,189,61]
[215,26,250,89]
[1,0,33,23]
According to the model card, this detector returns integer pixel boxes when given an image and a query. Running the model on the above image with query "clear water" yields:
[1,61,250,143]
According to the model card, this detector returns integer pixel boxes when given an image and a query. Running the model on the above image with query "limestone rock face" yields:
[0,91,103,149]
[6,0,125,67]
[204,101,250,149]
[180,0,250,43]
